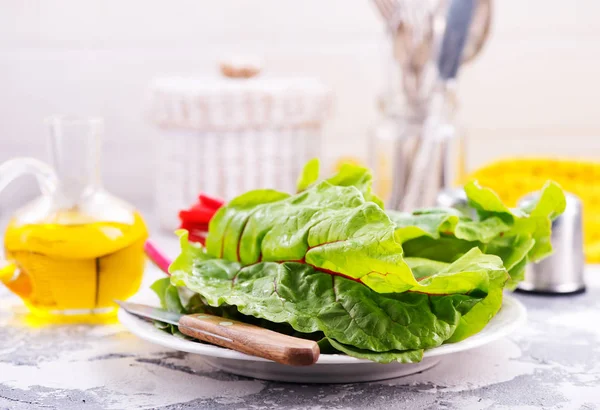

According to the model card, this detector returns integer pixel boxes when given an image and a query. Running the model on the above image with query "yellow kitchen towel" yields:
[466,157,600,263]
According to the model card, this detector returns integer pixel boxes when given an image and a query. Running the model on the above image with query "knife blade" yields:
[116,300,182,326]
[116,300,233,343]
[116,300,320,366]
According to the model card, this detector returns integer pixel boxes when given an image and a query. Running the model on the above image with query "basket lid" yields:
[148,60,332,131]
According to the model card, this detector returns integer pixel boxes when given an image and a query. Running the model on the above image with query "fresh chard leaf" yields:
[165,285,185,314]
[445,268,507,342]
[150,277,171,309]
[324,162,385,208]
[170,237,499,352]
[401,236,482,264]
[389,208,464,243]
[185,293,209,314]
[296,158,320,192]
[388,180,565,290]
[465,180,566,262]
[153,320,170,331]
[318,338,424,364]
[201,177,502,295]
[158,161,566,363]
[204,181,416,293]
[505,255,529,290]
[297,158,384,206]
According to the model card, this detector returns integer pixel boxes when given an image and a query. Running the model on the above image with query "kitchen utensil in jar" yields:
[385,0,442,106]
[398,0,476,211]
[516,192,586,295]
[462,0,492,64]
[0,116,148,321]
[372,0,397,23]
[394,0,440,106]
[370,0,490,208]
[373,0,492,65]
[372,0,492,106]
[148,62,331,230]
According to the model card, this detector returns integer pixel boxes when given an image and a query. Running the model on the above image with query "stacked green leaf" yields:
[152,160,565,363]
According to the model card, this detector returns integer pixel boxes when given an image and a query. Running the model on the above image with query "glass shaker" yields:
[0,116,148,322]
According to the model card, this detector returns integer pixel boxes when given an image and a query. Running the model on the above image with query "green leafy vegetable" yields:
[203,174,507,296]
[324,162,384,208]
[205,181,417,293]
[171,232,493,354]
[465,181,565,263]
[153,160,565,363]
[318,338,424,364]
[296,158,320,192]
[150,277,171,309]
[388,180,565,289]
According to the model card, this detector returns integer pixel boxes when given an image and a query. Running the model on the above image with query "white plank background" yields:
[1,0,599,215]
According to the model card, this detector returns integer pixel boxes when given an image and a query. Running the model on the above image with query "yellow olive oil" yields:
[3,211,148,321]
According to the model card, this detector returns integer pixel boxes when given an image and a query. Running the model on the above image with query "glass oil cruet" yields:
[0,116,148,322]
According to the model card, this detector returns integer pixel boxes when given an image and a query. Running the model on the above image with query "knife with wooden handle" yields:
[116,300,320,366]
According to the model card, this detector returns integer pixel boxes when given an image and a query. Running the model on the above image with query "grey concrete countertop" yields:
[1,234,599,410]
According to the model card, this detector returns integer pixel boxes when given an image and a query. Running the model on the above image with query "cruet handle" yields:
[0,157,57,294]
[0,157,58,196]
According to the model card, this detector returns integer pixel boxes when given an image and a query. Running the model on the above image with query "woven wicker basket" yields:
[147,65,331,230]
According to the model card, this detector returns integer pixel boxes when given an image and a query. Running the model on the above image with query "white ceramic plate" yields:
[118,294,526,383]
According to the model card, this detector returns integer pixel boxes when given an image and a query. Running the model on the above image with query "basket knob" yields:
[220,57,262,79]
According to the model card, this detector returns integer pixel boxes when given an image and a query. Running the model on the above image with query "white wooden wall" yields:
[1,0,599,214]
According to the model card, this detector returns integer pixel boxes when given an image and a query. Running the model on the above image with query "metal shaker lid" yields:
[436,188,467,208]
[435,188,477,219]
[517,192,586,295]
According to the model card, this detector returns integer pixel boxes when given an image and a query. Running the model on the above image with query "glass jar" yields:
[370,23,467,211]
[370,81,465,211]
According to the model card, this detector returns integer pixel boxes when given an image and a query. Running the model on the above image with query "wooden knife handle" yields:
[178,314,320,366]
